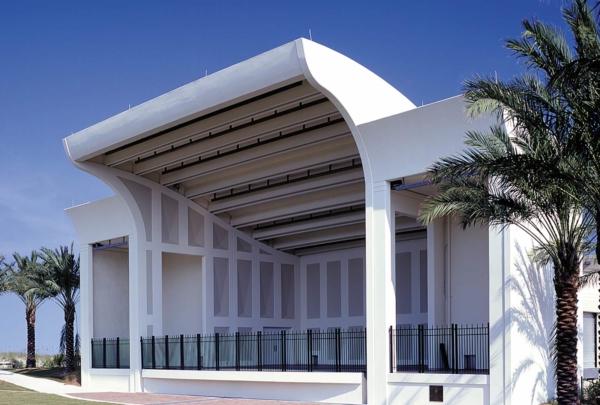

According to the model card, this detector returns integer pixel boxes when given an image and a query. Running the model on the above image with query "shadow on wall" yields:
[508,243,556,404]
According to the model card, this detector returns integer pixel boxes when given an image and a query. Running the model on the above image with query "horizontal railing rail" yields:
[141,328,366,373]
[91,337,130,369]
[389,324,489,375]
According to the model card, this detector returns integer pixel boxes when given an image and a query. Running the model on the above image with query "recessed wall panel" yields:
[237,237,252,253]
[260,262,274,318]
[420,250,428,313]
[348,258,364,317]
[327,261,341,318]
[237,259,252,318]
[281,264,295,319]
[396,252,412,314]
[306,264,320,319]
[213,223,229,250]
[161,194,179,244]
[188,208,205,247]
[213,257,229,317]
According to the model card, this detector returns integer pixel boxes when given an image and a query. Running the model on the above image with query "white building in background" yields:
[63,39,599,405]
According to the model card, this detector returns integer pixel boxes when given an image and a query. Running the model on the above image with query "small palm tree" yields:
[4,252,50,368]
[419,3,598,402]
[39,245,80,372]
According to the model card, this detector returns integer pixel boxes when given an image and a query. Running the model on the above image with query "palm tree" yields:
[508,0,600,385]
[39,245,80,371]
[0,255,8,295]
[4,252,50,368]
[419,3,598,402]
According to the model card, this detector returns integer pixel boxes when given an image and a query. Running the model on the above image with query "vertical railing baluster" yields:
[280,330,287,371]
[138,337,142,369]
[364,327,367,374]
[215,333,220,371]
[165,335,170,369]
[257,331,262,371]
[486,323,490,373]
[151,336,156,369]
[235,332,240,371]
[116,337,120,369]
[91,339,94,368]
[197,334,201,370]
[307,329,313,372]
[102,337,106,368]
[452,324,458,374]
[335,328,341,372]
[417,325,423,373]
[389,326,393,373]
[180,334,184,370]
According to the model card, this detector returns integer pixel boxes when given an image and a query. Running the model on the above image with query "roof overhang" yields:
[63,38,415,163]
[63,39,422,253]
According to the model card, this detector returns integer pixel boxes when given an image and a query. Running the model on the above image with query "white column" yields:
[427,219,446,326]
[79,244,93,388]
[128,234,144,392]
[489,226,510,405]
[365,181,395,405]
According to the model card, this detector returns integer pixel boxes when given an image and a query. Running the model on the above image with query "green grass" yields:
[0,380,115,405]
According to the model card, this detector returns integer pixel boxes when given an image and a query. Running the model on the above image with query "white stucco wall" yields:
[162,253,203,335]
[507,226,556,405]
[449,220,489,325]
[93,249,129,338]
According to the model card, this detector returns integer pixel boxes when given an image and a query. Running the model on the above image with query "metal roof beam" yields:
[103,81,320,167]
[132,100,339,175]
[253,210,365,241]
[179,136,359,197]
[208,166,363,214]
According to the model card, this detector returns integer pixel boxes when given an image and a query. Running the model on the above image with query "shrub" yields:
[42,354,64,368]
[584,379,600,405]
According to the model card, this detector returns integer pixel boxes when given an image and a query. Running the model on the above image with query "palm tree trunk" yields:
[64,302,76,371]
[25,305,36,368]
[555,262,581,404]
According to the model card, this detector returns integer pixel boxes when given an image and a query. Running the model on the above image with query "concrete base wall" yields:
[387,373,489,405]
[84,369,131,392]
[141,370,366,404]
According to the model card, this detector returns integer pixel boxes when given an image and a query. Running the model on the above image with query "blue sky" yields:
[0,0,568,353]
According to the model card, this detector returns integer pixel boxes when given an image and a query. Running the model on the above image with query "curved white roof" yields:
[64,38,415,162]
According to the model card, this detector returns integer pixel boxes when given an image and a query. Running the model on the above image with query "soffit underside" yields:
[91,80,424,253]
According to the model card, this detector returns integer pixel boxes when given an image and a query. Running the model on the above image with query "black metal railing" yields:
[390,324,489,374]
[141,329,366,373]
[91,337,130,369]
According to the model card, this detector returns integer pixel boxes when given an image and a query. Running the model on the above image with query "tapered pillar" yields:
[488,227,510,405]
[365,181,396,405]
[79,244,93,388]
[128,234,143,391]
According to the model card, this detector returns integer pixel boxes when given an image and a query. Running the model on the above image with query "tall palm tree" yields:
[508,0,600,385]
[4,252,50,368]
[39,245,80,371]
[419,2,598,402]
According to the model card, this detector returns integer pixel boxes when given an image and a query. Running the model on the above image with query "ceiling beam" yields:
[253,210,365,241]
[103,82,321,167]
[270,223,366,251]
[208,167,364,214]
[132,101,340,175]
[228,183,364,228]
[151,119,348,184]
[178,136,360,196]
